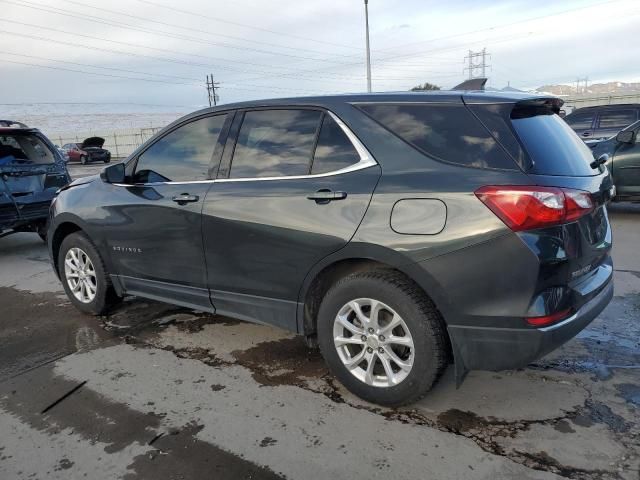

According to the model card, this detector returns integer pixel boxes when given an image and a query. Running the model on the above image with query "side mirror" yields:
[616,130,636,144]
[100,163,126,184]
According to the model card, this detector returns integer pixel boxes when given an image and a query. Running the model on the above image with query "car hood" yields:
[81,136,105,149]
[58,174,98,192]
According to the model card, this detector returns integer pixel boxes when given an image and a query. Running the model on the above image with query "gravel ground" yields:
[0,163,638,479]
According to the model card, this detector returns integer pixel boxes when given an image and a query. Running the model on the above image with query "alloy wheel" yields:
[333,298,415,387]
[64,247,97,303]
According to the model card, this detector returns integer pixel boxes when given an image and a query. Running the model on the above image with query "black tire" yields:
[103,158,110,163]
[58,231,120,315]
[80,155,87,165]
[317,269,448,407]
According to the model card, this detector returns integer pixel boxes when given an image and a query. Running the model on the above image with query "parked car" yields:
[48,92,614,406]
[0,120,71,241]
[62,137,111,164]
[564,104,640,143]
[592,120,640,202]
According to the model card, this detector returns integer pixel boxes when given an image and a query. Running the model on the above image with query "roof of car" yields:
[192,90,559,115]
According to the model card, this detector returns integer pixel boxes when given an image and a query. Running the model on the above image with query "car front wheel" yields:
[80,155,87,165]
[317,269,449,406]
[58,232,120,315]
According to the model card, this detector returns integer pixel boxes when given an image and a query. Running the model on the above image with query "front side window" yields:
[359,103,516,169]
[598,110,637,129]
[311,115,360,174]
[230,109,322,178]
[134,114,227,183]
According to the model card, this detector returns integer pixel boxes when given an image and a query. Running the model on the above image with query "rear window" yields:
[511,111,596,176]
[0,133,55,165]
[564,111,594,129]
[358,103,517,170]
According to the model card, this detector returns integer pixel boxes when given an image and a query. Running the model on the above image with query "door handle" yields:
[307,190,347,204]
[582,131,592,137]
[172,193,199,204]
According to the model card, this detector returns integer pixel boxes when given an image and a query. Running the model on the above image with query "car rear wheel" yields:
[58,232,120,315]
[317,269,449,406]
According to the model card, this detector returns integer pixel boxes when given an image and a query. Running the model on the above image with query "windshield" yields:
[511,112,597,176]
[0,133,56,166]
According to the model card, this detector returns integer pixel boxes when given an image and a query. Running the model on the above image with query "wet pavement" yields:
[0,165,638,479]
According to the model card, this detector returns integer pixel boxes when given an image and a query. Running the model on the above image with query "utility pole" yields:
[364,0,372,93]
[206,74,220,107]
[464,49,490,80]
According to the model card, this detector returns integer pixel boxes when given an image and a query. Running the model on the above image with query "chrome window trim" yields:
[115,110,377,186]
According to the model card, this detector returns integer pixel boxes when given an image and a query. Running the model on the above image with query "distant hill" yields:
[535,81,640,96]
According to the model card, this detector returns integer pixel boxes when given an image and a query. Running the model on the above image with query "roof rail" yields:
[452,78,487,91]
[0,120,29,128]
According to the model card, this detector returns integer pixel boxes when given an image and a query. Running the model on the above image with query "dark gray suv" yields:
[47,91,614,406]
[564,104,640,143]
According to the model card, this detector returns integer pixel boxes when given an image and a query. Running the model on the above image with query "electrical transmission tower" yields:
[206,74,220,106]
[464,48,490,79]
[575,77,589,94]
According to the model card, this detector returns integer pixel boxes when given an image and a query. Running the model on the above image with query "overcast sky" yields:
[1,0,639,110]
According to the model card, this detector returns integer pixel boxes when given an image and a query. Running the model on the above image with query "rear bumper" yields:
[448,276,613,372]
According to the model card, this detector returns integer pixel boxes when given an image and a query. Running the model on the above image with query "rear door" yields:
[565,109,596,140]
[202,108,380,330]
[594,108,638,141]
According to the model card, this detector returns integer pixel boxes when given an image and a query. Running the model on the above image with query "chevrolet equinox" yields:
[48,91,614,406]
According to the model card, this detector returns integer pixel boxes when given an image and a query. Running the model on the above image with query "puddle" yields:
[231,337,327,387]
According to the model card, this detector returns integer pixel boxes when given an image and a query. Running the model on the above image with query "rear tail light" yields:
[526,308,573,327]
[475,186,594,231]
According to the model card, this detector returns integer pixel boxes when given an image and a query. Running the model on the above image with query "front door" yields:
[102,113,229,310]
[595,109,639,142]
[202,108,380,330]
[612,129,640,198]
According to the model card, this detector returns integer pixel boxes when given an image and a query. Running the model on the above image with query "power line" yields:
[2,0,355,64]
[1,53,351,95]
[132,0,361,51]
[1,51,202,82]
[0,58,199,86]
[58,0,357,59]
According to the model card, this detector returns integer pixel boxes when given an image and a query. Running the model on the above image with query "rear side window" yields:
[230,109,322,178]
[565,111,594,129]
[511,111,596,176]
[135,114,227,183]
[311,115,360,174]
[358,103,517,170]
[598,109,637,129]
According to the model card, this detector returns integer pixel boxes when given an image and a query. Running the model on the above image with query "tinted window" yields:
[230,109,321,178]
[135,114,227,183]
[311,115,360,174]
[359,104,516,169]
[512,112,596,176]
[565,111,594,129]
[598,110,637,129]
[468,103,528,169]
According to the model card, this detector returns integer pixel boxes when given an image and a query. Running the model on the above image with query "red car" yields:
[62,137,111,164]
